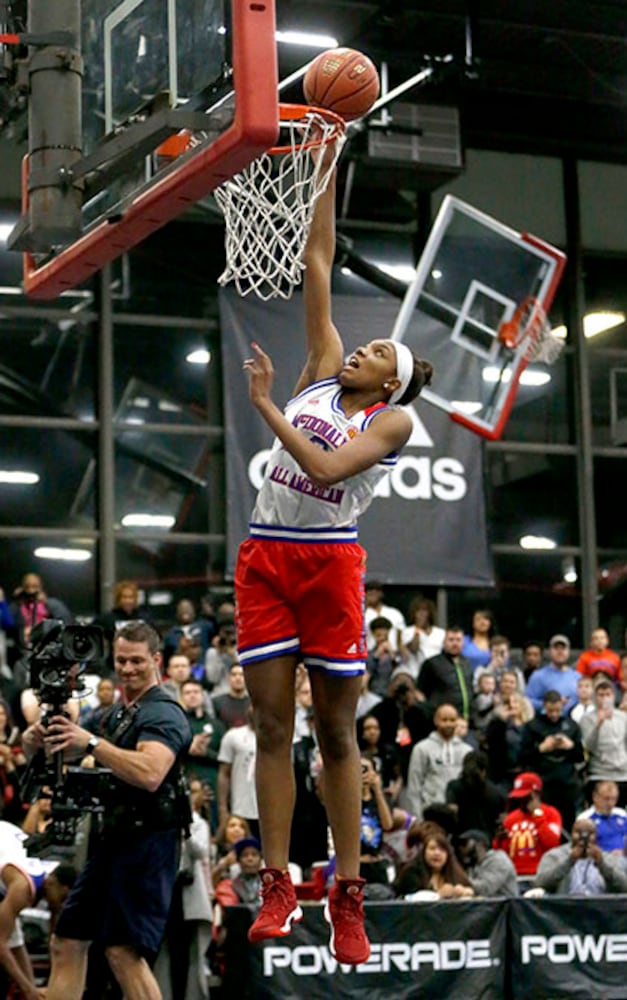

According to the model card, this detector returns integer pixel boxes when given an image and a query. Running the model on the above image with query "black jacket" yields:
[519,713,584,786]
[418,652,474,717]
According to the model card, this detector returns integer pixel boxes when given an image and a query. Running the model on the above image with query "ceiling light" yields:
[121,513,175,528]
[148,590,174,606]
[519,534,557,551]
[0,223,15,245]
[562,557,577,583]
[482,367,551,387]
[186,349,211,365]
[374,263,416,283]
[483,367,512,384]
[0,470,40,484]
[276,31,338,48]
[158,400,182,412]
[34,547,92,561]
[519,370,551,387]
[452,400,483,414]
[552,311,626,340]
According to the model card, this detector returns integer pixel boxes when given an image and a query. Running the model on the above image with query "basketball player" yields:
[235,166,433,965]
[0,819,58,999]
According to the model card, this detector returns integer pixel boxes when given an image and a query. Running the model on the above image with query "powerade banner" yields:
[247,900,507,1000]
[219,289,493,586]
[509,897,627,999]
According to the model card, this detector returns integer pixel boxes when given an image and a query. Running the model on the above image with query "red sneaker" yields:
[248,868,303,943]
[324,877,371,965]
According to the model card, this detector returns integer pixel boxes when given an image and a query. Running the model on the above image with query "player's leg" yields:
[244,654,299,869]
[309,670,363,877]
[310,670,370,965]
[244,654,304,942]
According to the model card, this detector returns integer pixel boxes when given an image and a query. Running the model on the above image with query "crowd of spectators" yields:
[1,572,627,994]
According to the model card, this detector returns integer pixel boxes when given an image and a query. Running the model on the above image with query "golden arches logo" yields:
[509,827,537,857]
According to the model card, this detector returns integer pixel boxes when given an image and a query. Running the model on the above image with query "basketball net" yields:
[497,297,565,365]
[214,104,346,300]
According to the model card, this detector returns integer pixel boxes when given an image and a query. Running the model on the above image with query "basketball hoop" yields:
[214,104,346,301]
[497,296,565,365]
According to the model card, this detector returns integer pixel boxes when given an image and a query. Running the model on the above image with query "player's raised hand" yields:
[243,341,275,407]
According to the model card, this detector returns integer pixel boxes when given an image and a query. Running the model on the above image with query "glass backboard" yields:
[13,0,279,298]
[391,196,566,439]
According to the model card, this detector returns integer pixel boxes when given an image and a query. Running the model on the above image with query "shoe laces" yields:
[260,870,292,905]
[333,883,364,927]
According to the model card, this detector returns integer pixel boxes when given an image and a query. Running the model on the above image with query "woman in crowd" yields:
[399,597,445,680]
[356,756,394,887]
[484,672,534,794]
[394,827,474,899]
[357,713,401,800]
[462,609,496,671]
[212,814,252,887]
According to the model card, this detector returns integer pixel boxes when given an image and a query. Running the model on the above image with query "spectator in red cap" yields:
[493,772,563,878]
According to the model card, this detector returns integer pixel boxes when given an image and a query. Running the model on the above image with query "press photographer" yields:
[531,817,627,896]
[22,620,192,1000]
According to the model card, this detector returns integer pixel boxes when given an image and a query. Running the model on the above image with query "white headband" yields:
[385,340,414,405]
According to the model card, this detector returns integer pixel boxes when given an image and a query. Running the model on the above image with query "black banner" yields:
[219,288,493,586]
[509,897,627,1000]
[243,900,507,1000]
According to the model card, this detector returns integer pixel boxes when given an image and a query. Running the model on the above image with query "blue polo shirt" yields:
[525,664,580,714]
[578,807,627,852]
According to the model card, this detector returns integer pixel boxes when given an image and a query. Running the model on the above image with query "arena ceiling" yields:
[277,0,627,161]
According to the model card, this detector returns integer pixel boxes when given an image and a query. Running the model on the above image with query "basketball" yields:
[303,47,380,122]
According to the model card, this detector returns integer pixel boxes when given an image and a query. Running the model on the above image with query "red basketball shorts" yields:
[235,535,367,676]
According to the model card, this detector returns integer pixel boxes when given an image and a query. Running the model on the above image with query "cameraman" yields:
[532,817,627,895]
[22,621,192,1000]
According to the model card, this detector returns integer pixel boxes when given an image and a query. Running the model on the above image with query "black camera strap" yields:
[107,702,140,745]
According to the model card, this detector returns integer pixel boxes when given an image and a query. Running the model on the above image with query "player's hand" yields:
[243,342,275,407]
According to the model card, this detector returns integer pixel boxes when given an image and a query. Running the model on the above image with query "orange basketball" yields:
[303,47,380,122]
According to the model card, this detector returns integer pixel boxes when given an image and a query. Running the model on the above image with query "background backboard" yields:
[391,195,566,439]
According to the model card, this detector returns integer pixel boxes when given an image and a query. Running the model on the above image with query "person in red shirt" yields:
[493,772,562,877]
[576,628,621,685]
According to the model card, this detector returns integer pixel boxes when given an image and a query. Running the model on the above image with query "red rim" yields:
[498,296,547,350]
[268,102,345,155]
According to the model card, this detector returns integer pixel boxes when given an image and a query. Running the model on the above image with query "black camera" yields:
[20,620,107,856]
[27,620,104,701]
[578,830,592,853]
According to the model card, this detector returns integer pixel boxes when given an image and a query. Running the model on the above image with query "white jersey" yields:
[251,378,399,540]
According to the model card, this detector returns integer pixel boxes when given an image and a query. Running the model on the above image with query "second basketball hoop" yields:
[214,104,345,301]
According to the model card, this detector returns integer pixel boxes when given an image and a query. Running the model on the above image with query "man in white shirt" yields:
[217,709,259,835]
[579,676,627,806]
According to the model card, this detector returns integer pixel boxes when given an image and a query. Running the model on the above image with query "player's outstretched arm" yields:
[292,170,344,395]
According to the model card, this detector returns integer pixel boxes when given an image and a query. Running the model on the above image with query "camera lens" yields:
[62,625,104,663]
